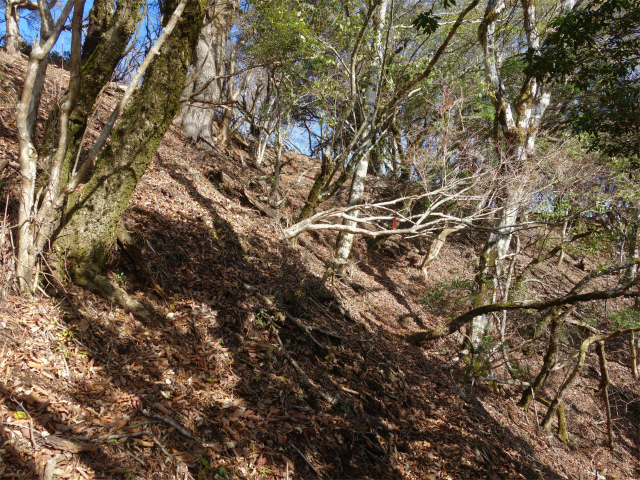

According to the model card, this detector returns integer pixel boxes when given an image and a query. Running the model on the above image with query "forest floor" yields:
[1,50,640,480]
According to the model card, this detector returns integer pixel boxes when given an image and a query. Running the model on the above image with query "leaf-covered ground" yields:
[1,50,640,480]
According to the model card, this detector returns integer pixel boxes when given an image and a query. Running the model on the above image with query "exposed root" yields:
[89,274,153,319]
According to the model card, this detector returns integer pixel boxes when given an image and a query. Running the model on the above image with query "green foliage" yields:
[608,308,640,329]
[422,278,477,313]
[527,0,640,159]
[412,0,457,37]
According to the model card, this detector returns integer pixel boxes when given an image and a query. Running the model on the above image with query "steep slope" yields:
[1,49,639,480]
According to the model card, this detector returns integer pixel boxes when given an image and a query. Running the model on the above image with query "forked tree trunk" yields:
[467,0,574,348]
[333,0,388,275]
[55,0,206,284]
[518,307,570,410]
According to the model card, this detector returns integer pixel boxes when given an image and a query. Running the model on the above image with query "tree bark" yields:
[333,0,388,275]
[5,0,22,55]
[55,0,206,285]
[180,0,239,143]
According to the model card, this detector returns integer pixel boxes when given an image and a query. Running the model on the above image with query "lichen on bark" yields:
[54,0,206,284]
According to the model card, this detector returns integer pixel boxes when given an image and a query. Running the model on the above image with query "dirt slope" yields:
[1,49,639,480]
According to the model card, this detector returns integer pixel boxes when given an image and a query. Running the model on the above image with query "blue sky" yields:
[2,0,95,55]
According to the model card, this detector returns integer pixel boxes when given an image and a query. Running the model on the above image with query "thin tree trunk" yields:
[597,341,614,450]
[557,220,568,266]
[630,332,639,379]
[518,307,570,410]
[467,192,520,347]
[15,0,73,295]
[420,226,464,279]
[333,0,388,275]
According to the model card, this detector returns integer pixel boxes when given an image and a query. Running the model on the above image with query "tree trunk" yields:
[597,341,614,450]
[556,220,568,266]
[333,0,388,274]
[5,1,21,55]
[467,192,520,347]
[420,226,464,279]
[518,307,570,410]
[55,0,206,284]
[467,0,564,348]
[630,331,639,379]
[180,0,238,143]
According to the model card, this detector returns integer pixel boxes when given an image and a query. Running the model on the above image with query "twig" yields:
[290,443,330,480]
[151,430,174,463]
[284,311,346,341]
[272,327,339,405]
[9,397,36,449]
[470,375,530,387]
[140,406,195,439]
[75,429,154,442]
[106,340,113,376]
[42,454,65,480]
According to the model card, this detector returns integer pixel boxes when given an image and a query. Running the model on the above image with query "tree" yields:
[3,0,40,55]
[527,0,640,160]
[179,0,239,144]
[14,0,206,306]
[465,0,581,349]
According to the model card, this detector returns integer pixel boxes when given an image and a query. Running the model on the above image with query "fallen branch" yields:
[243,283,346,345]
[471,375,530,387]
[140,407,195,440]
[272,327,339,405]
[290,443,330,480]
[283,311,346,341]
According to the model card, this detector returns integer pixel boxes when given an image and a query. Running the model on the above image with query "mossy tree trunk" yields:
[54,0,206,285]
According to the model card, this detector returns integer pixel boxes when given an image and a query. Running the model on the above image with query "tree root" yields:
[88,274,153,319]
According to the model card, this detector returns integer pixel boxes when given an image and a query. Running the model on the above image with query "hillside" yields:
[1,50,640,480]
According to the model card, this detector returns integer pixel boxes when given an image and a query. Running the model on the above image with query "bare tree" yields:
[180,0,239,143]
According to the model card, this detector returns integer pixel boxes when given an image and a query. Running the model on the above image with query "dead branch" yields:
[272,326,339,405]
[140,407,195,440]
[290,443,330,480]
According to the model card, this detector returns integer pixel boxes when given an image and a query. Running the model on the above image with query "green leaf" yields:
[13,411,27,419]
